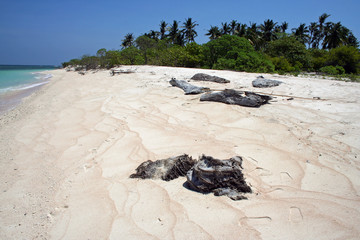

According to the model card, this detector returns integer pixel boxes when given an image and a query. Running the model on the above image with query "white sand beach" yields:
[0,66,359,239]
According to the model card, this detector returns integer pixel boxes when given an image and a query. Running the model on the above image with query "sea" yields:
[0,65,57,115]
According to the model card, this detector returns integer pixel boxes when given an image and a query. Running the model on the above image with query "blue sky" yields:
[0,0,359,65]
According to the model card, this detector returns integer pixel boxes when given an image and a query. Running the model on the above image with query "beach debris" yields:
[186,155,252,200]
[200,89,271,107]
[130,154,197,181]
[191,73,230,83]
[78,71,86,75]
[130,154,252,200]
[252,76,282,88]
[170,78,210,95]
[110,69,135,76]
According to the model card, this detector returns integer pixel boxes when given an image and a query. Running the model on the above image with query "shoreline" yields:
[1,66,359,239]
[0,71,53,116]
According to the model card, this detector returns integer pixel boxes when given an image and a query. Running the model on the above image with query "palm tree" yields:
[168,20,180,44]
[312,13,331,49]
[121,33,134,48]
[182,18,198,43]
[246,23,261,50]
[346,32,359,47]
[292,23,310,45]
[319,13,331,28]
[145,30,160,40]
[260,19,278,42]
[159,21,167,40]
[235,23,247,37]
[280,22,288,33]
[323,22,349,49]
[230,20,238,35]
[168,20,186,46]
[206,26,221,40]
[221,22,231,35]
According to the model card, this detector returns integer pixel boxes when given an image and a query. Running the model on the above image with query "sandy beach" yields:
[0,66,359,239]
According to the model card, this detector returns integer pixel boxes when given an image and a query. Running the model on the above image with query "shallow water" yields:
[0,65,55,114]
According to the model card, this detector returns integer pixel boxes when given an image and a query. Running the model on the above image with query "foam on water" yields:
[0,65,55,115]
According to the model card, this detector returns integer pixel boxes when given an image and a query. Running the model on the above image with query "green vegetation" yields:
[62,14,360,80]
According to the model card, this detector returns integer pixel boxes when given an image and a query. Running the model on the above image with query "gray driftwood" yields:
[186,155,252,200]
[130,154,197,181]
[111,69,135,76]
[170,78,210,95]
[200,89,271,107]
[252,76,282,88]
[191,73,230,83]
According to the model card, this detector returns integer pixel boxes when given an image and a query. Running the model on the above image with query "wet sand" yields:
[0,66,359,239]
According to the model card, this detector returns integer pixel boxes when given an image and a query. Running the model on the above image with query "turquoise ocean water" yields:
[0,65,56,114]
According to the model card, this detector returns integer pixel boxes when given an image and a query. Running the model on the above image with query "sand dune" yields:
[0,66,359,239]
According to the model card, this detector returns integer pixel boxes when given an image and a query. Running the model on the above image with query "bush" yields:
[270,56,294,72]
[203,35,274,72]
[184,42,203,68]
[119,46,144,65]
[308,48,328,71]
[327,46,360,74]
[319,65,346,75]
[266,36,311,70]
[336,65,345,74]
[319,65,338,75]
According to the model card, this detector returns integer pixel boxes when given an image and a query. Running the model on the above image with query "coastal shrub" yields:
[157,45,188,67]
[234,51,274,72]
[105,50,121,68]
[319,65,338,75]
[80,55,100,70]
[336,65,345,74]
[96,48,108,68]
[202,35,253,67]
[266,36,311,70]
[326,46,360,74]
[270,56,294,73]
[203,35,274,72]
[119,46,144,65]
[62,58,81,68]
[184,42,203,68]
[308,48,328,71]
[319,65,346,75]
[135,36,158,64]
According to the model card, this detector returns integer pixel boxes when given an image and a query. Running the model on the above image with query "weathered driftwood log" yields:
[191,73,230,83]
[170,78,210,95]
[252,76,282,88]
[186,155,252,200]
[111,69,135,76]
[130,154,197,181]
[200,89,271,107]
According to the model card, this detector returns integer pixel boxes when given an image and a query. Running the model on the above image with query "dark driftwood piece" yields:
[200,89,271,107]
[111,69,135,76]
[170,78,210,95]
[130,154,197,181]
[186,155,252,200]
[252,76,282,88]
[191,73,230,83]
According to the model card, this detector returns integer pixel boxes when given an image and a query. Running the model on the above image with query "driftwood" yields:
[200,89,271,107]
[186,155,252,200]
[170,78,210,95]
[111,69,135,76]
[191,73,230,83]
[130,154,252,201]
[252,76,282,88]
[130,154,197,181]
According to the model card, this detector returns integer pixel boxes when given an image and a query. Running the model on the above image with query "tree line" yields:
[62,15,360,76]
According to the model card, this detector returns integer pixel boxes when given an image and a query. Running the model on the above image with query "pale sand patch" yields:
[0,66,359,239]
